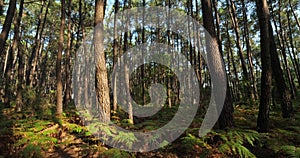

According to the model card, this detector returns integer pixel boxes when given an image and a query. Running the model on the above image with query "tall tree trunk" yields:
[241,0,258,100]
[15,0,25,111]
[269,22,294,118]
[123,32,133,124]
[123,1,133,124]
[3,44,13,108]
[26,1,47,86]
[73,0,83,107]
[64,0,72,106]
[270,2,297,99]
[0,0,17,56]
[227,0,252,101]
[288,0,300,30]
[227,0,248,80]
[56,0,65,117]
[167,0,172,108]
[212,0,222,56]
[201,0,234,129]
[286,9,300,90]
[225,20,240,101]
[95,0,110,123]
[112,0,119,111]
[256,0,272,133]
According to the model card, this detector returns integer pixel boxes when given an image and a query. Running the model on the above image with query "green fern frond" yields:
[278,145,300,158]
[112,131,137,149]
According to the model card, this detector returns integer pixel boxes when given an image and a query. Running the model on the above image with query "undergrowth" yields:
[1,92,300,157]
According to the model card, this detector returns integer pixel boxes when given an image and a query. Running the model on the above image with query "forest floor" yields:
[0,98,300,158]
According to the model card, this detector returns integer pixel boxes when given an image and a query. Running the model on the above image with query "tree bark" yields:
[64,0,72,106]
[201,0,234,129]
[112,0,119,111]
[286,9,300,90]
[26,1,47,86]
[288,0,300,30]
[0,0,17,55]
[56,0,65,117]
[227,0,248,80]
[269,22,294,118]
[241,0,258,100]
[256,0,272,133]
[270,2,297,99]
[225,20,240,101]
[95,0,110,123]
[15,0,25,111]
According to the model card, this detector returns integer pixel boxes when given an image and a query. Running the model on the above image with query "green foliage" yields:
[180,129,260,157]
[111,131,137,149]
[102,148,134,158]
[277,145,300,157]
[217,129,259,158]
[85,121,138,149]
[14,119,58,157]
[181,133,210,156]
[21,144,42,158]
[64,122,87,134]
[182,134,209,148]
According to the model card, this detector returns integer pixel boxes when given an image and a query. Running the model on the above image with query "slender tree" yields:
[95,0,111,123]
[113,0,119,111]
[256,0,272,133]
[269,22,294,118]
[270,2,297,99]
[288,0,300,30]
[241,0,258,100]
[56,0,65,117]
[201,0,234,129]
[15,0,25,111]
[0,0,17,55]
[26,1,47,86]
[286,9,300,88]
[64,0,72,105]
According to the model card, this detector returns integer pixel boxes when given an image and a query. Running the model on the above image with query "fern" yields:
[182,134,208,148]
[277,145,300,158]
[112,131,137,149]
[102,148,134,158]
[21,144,43,158]
[208,129,260,158]
[64,122,86,133]
[219,141,256,158]
[180,133,210,155]
[13,118,59,157]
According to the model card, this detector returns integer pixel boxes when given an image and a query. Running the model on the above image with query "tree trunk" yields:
[26,1,47,86]
[269,22,294,118]
[288,0,300,30]
[64,0,72,106]
[201,0,234,129]
[225,20,240,101]
[141,0,146,106]
[15,0,25,111]
[112,0,119,111]
[0,0,17,56]
[212,0,222,56]
[56,0,65,117]
[241,0,258,100]
[95,0,110,123]
[256,0,272,133]
[286,9,300,90]
[227,0,248,80]
[270,2,297,99]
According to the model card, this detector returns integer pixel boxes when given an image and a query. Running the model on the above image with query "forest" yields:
[0,0,300,157]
